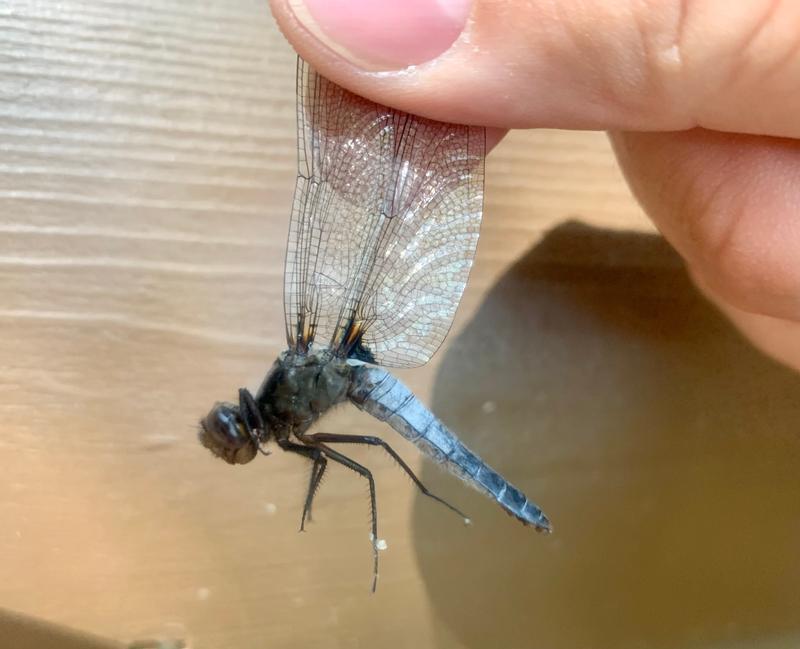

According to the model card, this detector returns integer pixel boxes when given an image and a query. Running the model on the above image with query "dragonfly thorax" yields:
[255,349,353,441]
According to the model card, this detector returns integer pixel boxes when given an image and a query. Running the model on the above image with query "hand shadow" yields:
[413,221,800,649]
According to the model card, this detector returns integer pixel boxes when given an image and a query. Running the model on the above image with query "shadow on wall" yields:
[0,607,186,649]
[0,608,119,649]
[413,221,800,649]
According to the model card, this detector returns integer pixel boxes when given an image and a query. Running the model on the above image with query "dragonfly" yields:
[199,57,550,591]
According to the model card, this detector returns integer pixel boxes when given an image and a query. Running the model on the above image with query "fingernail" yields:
[289,0,472,70]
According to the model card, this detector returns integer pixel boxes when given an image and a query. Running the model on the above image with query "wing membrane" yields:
[284,58,485,367]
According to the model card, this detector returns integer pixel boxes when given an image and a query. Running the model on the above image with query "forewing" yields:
[284,58,485,367]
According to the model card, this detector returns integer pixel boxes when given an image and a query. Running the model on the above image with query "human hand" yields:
[270,0,800,372]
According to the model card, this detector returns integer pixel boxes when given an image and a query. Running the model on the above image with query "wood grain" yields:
[2,3,800,649]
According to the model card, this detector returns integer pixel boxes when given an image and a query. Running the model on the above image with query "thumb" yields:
[271,0,800,137]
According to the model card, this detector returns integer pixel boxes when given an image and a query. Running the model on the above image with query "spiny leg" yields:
[304,440,380,593]
[301,452,327,530]
[279,440,324,531]
[305,432,469,523]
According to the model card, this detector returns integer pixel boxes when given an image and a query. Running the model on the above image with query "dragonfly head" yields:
[199,402,259,465]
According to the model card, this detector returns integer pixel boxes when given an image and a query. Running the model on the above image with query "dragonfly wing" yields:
[284,58,485,367]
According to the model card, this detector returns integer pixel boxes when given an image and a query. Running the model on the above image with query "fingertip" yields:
[270,0,495,127]
[271,0,507,144]
[270,0,665,130]
[283,0,472,70]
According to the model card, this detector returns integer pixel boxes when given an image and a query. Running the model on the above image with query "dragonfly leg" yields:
[239,388,270,456]
[305,432,469,523]
[302,451,327,529]
[238,388,261,433]
[279,440,325,531]
[299,438,380,593]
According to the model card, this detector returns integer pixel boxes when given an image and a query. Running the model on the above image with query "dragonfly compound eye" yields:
[198,403,258,465]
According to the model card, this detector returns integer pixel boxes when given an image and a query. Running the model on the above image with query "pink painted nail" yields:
[289,0,472,69]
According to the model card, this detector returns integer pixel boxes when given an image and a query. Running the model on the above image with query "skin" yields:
[269,0,800,372]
